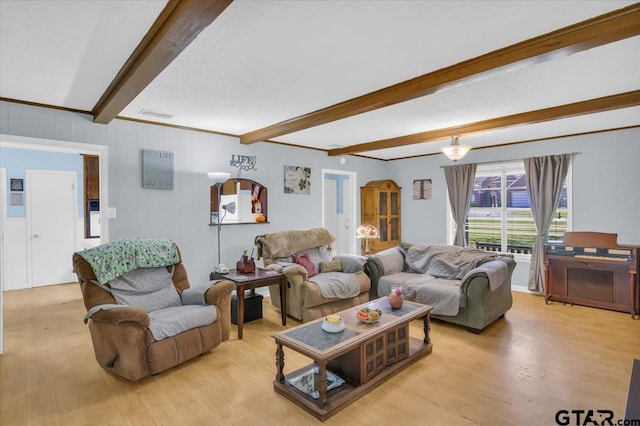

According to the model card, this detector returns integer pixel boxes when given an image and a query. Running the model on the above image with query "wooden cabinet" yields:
[83,155,99,238]
[360,179,401,254]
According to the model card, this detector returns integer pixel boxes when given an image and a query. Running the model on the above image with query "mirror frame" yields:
[210,178,268,224]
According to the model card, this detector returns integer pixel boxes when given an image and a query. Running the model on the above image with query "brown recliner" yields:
[72,241,235,381]
[255,228,371,322]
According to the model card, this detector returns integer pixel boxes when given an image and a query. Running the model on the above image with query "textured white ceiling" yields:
[1,0,638,160]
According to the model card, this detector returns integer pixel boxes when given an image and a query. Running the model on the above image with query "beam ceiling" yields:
[327,90,640,156]
[92,0,232,124]
[240,4,640,147]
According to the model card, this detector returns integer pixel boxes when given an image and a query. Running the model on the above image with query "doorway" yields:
[0,134,109,290]
[322,170,357,254]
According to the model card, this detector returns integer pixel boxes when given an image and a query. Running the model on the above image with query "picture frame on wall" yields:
[142,149,174,189]
[283,165,311,194]
[413,178,432,200]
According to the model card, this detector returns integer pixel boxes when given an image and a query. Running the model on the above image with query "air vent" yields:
[139,109,173,119]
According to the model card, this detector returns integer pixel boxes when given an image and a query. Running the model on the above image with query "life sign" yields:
[230,155,257,176]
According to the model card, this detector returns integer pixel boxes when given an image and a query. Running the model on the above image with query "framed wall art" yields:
[413,178,432,200]
[142,149,174,189]
[284,165,311,194]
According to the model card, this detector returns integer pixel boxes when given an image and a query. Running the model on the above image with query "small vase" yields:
[389,285,404,309]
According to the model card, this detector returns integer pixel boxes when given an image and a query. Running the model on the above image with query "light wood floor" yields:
[1,284,638,426]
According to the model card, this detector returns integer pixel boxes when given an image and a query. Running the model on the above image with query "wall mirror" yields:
[210,178,268,224]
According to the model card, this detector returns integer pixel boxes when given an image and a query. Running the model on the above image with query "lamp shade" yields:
[441,135,471,162]
[354,224,379,239]
[222,201,236,214]
[208,172,231,184]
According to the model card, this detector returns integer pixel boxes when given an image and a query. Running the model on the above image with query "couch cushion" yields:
[310,272,361,298]
[293,253,318,277]
[148,304,217,340]
[337,254,367,273]
[108,266,182,312]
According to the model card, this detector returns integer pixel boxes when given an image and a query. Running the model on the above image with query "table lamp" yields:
[355,224,380,255]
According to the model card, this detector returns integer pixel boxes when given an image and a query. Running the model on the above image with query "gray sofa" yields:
[366,242,515,333]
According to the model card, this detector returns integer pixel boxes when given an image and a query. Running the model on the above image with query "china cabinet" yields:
[360,179,401,254]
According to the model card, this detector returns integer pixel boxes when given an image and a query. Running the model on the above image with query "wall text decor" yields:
[142,149,174,189]
[230,154,257,176]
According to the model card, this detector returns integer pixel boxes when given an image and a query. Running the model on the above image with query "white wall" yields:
[385,127,640,287]
[0,101,386,285]
[2,100,639,288]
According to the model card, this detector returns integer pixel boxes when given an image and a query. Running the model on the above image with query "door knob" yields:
[33,234,39,238]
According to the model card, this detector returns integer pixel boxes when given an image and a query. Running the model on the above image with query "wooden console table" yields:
[272,298,432,421]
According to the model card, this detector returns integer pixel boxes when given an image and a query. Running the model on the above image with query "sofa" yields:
[366,242,515,333]
[73,238,235,381]
[254,228,371,322]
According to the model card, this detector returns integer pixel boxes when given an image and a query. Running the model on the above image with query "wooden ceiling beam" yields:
[92,0,233,124]
[241,4,640,144]
[327,91,640,156]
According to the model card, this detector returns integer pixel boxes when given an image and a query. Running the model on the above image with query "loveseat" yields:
[367,242,515,333]
[255,228,371,322]
[73,238,235,381]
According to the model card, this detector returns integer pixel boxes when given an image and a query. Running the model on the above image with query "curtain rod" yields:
[440,152,581,168]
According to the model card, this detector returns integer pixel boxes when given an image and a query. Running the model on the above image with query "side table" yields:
[211,269,286,339]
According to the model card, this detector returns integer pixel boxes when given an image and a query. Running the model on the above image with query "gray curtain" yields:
[444,163,477,247]
[524,154,571,293]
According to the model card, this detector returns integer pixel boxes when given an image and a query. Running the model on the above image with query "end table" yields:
[211,269,286,339]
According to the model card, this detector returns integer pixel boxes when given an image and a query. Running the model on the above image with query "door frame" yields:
[0,167,5,354]
[0,134,109,282]
[321,169,357,255]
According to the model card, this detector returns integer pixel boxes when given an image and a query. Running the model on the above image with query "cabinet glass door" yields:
[391,192,398,215]
[379,192,387,216]
[379,218,388,242]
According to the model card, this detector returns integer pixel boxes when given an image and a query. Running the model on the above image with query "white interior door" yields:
[324,179,339,249]
[27,170,77,286]
[323,170,357,254]
[341,176,354,254]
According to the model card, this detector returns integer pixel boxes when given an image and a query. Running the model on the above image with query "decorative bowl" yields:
[356,307,383,324]
[322,315,345,333]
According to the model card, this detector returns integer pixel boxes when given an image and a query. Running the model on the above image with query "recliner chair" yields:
[73,238,235,381]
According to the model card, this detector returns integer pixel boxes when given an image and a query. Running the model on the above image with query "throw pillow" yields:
[319,259,343,273]
[300,246,334,271]
[293,253,318,278]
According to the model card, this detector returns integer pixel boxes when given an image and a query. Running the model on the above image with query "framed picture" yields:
[284,165,311,194]
[10,178,24,192]
[142,149,174,189]
[413,179,432,200]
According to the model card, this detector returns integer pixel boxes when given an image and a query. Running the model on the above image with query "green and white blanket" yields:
[75,238,180,284]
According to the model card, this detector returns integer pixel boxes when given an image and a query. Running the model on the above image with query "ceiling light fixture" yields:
[441,135,471,162]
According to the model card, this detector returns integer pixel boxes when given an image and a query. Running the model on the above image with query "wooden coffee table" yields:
[272,298,432,421]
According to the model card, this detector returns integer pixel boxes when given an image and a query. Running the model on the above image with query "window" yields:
[449,162,570,256]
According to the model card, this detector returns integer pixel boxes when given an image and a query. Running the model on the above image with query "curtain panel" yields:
[444,163,477,247]
[524,154,571,293]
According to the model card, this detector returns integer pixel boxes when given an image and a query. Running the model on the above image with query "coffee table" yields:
[212,269,286,339]
[272,298,432,421]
